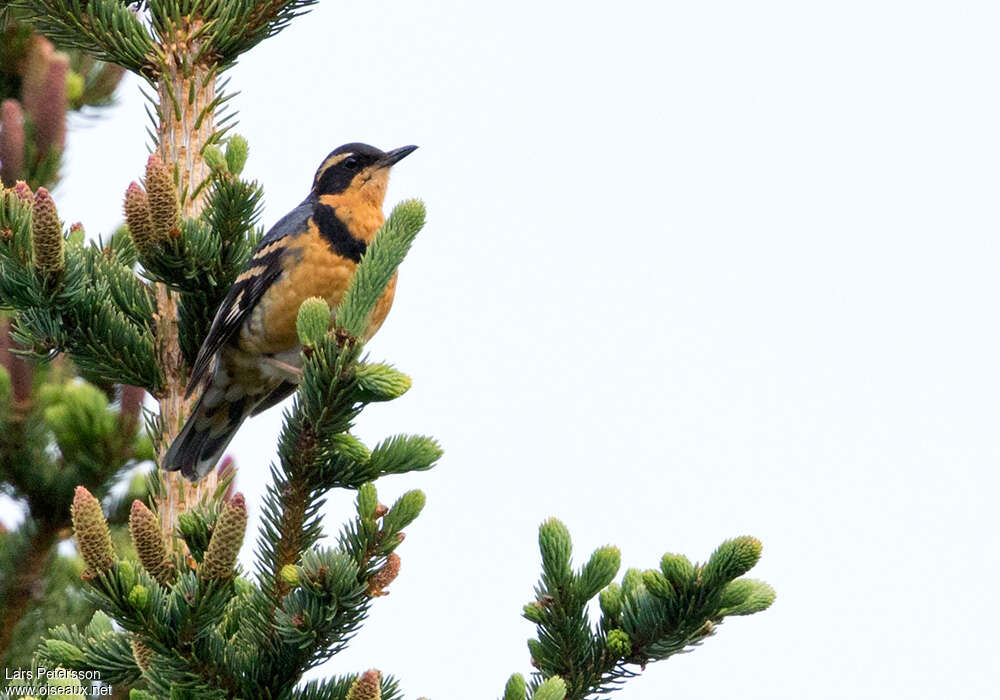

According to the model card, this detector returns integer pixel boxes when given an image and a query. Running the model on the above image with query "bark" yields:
[153,19,219,544]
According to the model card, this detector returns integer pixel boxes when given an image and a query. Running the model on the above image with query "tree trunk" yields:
[153,19,219,544]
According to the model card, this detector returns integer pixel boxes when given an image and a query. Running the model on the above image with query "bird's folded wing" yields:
[186,201,313,396]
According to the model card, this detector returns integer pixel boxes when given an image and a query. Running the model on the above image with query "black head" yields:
[311,142,417,195]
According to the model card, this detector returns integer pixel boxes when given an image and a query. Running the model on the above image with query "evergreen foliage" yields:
[506,523,775,700]
[0,8,140,677]
[0,3,774,699]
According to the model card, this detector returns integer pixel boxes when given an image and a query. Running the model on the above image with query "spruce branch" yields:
[512,520,775,700]
[11,0,157,73]
[335,199,426,340]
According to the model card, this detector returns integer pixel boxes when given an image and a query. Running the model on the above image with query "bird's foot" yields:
[263,357,303,380]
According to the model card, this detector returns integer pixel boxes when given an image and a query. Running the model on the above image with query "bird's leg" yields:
[263,356,303,380]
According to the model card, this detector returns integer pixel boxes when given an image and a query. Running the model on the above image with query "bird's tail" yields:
[161,383,256,481]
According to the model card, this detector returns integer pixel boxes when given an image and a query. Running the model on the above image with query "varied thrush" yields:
[163,142,417,480]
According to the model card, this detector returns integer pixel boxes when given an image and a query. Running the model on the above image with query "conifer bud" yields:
[702,536,762,587]
[382,490,425,533]
[387,199,426,240]
[128,584,150,610]
[32,187,63,274]
[131,637,152,673]
[118,559,138,590]
[68,222,85,248]
[720,579,776,616]
[642,569,675,601]
[719,578,755,609]
[621,568,644,597]
[527,639,544,666]
[129,500,174,584]
[522,602,545,624]
[201,493,247,580]
[538,518,573,582]
[0,100,25,185]
[357,482,378,521]
[144,154,179,241]
[44,639,85,665]
[659,553,695,589]
[124,182,157,256]
[202,145,228,174]
[599,583,623,619]
[280,564,300,588]
[503,674,527,700]
[366,552,400,596]
[346,670,381,700]
[579,546,621,599]
[331,433,371,465]
[605,629,631,657]
[225,134,249,176]
[532,676,567,700]
[71,486,114,578]
[354,363,412,402]
[296,296,331,346]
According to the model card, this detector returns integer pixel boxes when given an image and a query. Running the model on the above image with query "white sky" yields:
[39,1,1000,698]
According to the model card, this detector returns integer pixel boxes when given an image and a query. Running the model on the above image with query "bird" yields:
[162,142,417,481]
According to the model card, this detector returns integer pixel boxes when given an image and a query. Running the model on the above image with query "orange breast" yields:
[244,225,397,354]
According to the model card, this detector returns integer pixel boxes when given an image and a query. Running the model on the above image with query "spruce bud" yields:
[579,546,621,599]
[382,490,425,533]
[659,553,695,589]
[202,145,228,174]
[129,584,150,610]
[354,363,412,402]
[532,676,567,700]
[225,135,249,176]
[296,296,331,346]
[720,579,776,616]
[605,629,631,657]
[641,569,675,601]
[702,536,762,587]
[280,564,300,588]
[503,674,527,700]
[357,483,378,521]
[599,583,624,620]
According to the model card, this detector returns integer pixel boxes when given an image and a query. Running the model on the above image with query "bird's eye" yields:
[342,156,360,170]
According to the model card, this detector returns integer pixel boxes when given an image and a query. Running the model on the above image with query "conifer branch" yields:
[512,523,775,700]
[11,0,156,74]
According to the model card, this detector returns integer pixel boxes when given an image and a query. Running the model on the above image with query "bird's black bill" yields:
[381,145,418,166]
